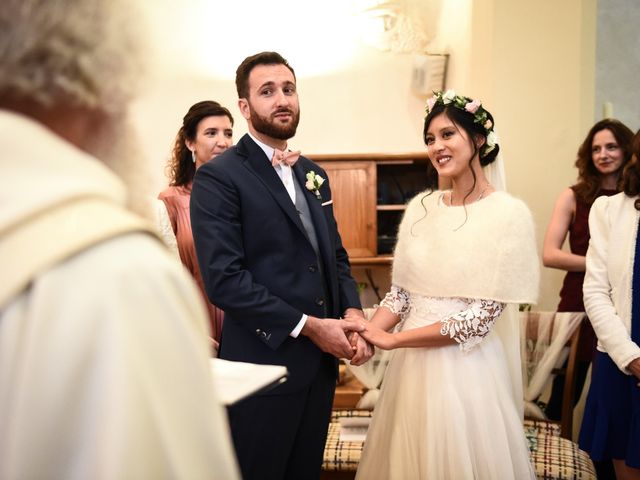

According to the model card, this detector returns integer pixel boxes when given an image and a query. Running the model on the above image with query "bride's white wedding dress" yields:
[355,290,535,480]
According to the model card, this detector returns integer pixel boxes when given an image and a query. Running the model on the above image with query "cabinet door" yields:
[318,161,376,258]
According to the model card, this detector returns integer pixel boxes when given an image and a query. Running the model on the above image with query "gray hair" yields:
[0,0,144,114]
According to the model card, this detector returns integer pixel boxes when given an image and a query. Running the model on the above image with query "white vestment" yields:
[0,110,240,479]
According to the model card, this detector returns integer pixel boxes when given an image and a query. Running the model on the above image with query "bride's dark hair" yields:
[410,99,499,235]
[423,101,500,167]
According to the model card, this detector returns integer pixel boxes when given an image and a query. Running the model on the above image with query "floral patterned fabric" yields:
[380,284,504,352]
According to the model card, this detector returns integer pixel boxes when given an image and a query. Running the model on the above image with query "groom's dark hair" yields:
[235,51,296,99]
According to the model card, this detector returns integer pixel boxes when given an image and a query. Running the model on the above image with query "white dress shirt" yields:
[248,133,307,337]
[248,132,296,203]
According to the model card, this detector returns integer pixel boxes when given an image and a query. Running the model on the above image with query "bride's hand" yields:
[360,323,397,350]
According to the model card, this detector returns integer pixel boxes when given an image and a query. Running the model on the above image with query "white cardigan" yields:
[584,192,640,373]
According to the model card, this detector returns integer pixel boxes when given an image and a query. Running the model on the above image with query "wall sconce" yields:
[358,0,434,53]
[411,53,449,96]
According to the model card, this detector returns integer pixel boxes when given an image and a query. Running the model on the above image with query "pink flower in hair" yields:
[427,95,437,112]
[465,99,481,114]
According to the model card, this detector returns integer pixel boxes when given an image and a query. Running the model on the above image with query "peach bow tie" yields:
[271,148,301,167]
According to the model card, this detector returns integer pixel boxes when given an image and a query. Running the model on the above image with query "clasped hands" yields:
[301,308,374,366]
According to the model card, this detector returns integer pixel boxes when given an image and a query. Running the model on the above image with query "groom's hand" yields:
[301,316,364,359]
[347,333,374,366]
[342,309,374,366]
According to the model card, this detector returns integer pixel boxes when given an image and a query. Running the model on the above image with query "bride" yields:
[353,90,539,479]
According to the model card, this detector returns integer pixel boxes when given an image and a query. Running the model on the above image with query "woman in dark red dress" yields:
[544,119,633,314]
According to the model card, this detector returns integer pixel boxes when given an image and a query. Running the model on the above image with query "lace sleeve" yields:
[378,285,411,317]
[440,299,505,352]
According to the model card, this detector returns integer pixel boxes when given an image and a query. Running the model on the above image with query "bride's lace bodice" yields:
[379,285,505,352]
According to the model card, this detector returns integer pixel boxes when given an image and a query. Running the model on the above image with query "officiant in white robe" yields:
[0,1,239,478]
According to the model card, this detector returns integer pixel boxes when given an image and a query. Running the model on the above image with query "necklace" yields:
[449,184,492,206]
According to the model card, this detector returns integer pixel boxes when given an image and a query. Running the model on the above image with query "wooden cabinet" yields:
[318,161,377,258]
[310,152,436,264]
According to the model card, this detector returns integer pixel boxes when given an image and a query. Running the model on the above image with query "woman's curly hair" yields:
[573,119,634,204]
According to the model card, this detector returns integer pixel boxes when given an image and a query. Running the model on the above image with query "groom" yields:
[191,51,372,480]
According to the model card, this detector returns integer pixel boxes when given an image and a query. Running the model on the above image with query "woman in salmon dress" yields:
[158,101,234,349]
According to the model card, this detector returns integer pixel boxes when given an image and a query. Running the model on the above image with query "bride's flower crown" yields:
[425,89,498,157]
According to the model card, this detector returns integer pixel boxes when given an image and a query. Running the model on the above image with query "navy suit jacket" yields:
[191,134,361,393]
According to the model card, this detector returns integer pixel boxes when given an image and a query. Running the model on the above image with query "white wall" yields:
[131,0,597,310]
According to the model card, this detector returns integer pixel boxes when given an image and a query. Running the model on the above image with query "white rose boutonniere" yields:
[305,170,325,200]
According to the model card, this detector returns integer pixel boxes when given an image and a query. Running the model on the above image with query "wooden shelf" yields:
[376,204,406,211]
[350,256,393,266]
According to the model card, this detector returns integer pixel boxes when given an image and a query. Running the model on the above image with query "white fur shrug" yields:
[392,190,539,304]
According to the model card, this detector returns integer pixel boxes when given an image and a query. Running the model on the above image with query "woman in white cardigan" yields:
[580,130,640,480]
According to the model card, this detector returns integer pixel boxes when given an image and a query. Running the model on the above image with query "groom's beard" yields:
[249,103,300,141]
[85,113,154,220]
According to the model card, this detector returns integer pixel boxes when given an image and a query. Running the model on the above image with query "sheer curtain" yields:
[520,311,585,419]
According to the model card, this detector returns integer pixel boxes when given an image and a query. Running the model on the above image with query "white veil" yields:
[483,144,527,417]
[483,127,506,191]
[483,149,506,191]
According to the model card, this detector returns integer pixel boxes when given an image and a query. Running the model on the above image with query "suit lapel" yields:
[292,163,333,273]
[238,135,307,237]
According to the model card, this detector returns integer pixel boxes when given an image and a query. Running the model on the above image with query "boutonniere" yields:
[305,170,325,200]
